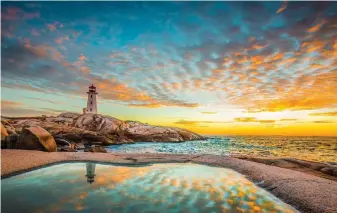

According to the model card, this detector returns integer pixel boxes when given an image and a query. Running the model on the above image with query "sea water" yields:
[107,136,337,163]
[1,163,298,213]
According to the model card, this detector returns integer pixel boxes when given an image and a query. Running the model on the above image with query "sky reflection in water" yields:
[2,163,298,213]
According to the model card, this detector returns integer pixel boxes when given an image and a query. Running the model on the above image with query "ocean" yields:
[106,136,337,163]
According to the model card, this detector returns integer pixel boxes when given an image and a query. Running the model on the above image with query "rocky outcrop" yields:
[236,156,337,179]
[16,126,57,152]
[2,120,17,134]
[1,123,9,148]
[1,123,8,140]
[2,112,205,146]
[73,114,205,143]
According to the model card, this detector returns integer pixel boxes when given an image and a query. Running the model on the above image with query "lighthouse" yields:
[83,84,98,114]
[85,163,96,184]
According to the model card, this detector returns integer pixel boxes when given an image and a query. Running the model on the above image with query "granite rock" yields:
[16,126,57,152]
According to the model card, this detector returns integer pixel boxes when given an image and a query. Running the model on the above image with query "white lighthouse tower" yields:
[85,163,96,184]
[83,84,98,114]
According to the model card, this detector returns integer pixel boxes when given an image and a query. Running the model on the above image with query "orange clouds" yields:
[128,103,163,108]
[276,1,287,14]
[237,70,337,112]
[171,82,180,90]
[250,55,264,65]
[78,54,87,62]
[280,119,297,121]
[2,6,40,20]
[80,66,91,74]
[251,44,266,50]
[174,119,230,126]
[234,117,256,122]
[310,111,337,116]
[47,23,56,31]
[1,100,22,108]
[308,20,326,33]
[201,112,217,114]
[269,52,284,61]
[55,37,63,44]
[234,117,275,124]
[88,76,199,108]
[313,120,333,123]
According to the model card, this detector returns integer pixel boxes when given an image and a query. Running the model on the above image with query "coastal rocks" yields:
[58,112,81,119]
[1,112,205,146]
[44,125,114,145]
[55,137,73,147]
[238,156,337,179]
[54,137,77,151]
[1,123,9,148]
[1,123,8,140]
[123,121,202,142]
[5,134,19,149]
[74,114,123,134]
[73,113,205,143]
[16,126,57,152]
[2,121,16,135]
[84,146,107,153]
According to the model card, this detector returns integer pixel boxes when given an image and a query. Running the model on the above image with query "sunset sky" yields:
[1,2,337,136]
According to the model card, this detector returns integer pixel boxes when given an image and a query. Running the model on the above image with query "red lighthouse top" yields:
[88,84,97,93]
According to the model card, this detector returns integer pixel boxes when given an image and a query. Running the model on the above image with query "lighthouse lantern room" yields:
[83,84,98,114]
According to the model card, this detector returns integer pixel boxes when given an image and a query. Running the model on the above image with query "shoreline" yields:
[2,150,337,213]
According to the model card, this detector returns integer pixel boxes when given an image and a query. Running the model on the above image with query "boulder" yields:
[17,126,57,152]
[84,146,107,153]
[5,134,19,149]
[1,120,16,134]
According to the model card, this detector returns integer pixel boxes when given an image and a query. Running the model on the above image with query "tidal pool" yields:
[2,163,298,213]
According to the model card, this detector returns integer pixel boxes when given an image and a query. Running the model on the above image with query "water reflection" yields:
[1,163,298,213]
[85,163,96,184]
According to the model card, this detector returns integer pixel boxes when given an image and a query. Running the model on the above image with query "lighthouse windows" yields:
[91,95,92,98]
[90,108,92,111]
[91,101,92,104]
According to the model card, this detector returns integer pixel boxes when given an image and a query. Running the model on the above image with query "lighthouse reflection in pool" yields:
[1,163,298,213]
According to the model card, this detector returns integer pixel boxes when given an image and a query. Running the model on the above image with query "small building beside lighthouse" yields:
[83,84,98,114]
